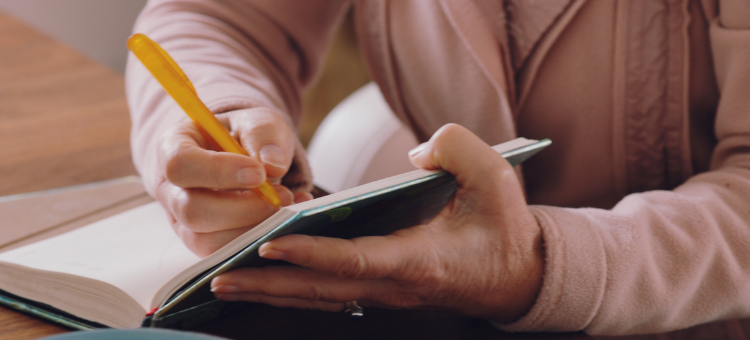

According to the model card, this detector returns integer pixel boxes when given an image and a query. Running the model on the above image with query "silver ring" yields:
[344,300,364,319]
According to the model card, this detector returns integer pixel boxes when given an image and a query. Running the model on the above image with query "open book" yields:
[0,137,550,329]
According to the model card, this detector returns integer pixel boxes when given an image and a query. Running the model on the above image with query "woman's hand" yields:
[151,107,312,257]
[210,124,544,323]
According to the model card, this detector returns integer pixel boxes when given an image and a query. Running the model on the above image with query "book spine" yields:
[0,289,103,330]
[146,299,249,329]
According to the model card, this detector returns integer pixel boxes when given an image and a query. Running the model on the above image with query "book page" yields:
[0,202,200,311]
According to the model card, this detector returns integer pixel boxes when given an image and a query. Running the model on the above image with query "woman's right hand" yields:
[148,107,312,257]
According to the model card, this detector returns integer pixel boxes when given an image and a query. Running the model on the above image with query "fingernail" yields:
[211,285,241,293]
[216,294,239,301]
[408,143,427,157]
[260,144,286,168]
[237,166,264,185]
[259,246,287,260]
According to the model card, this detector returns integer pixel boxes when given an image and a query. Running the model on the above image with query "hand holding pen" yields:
[128,34,313,257]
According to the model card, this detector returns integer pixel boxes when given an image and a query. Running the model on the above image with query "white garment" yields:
[307,83,419,193]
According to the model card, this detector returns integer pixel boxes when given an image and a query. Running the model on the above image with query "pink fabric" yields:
[126,0,750,335]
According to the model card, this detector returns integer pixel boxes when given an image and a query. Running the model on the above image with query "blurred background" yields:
[0,0,370,146]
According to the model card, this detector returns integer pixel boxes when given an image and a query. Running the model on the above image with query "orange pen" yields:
[127,33,282,209]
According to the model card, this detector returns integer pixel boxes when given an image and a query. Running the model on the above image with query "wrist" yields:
[492,212,545,323]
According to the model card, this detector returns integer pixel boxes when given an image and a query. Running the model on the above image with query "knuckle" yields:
[250,115,278,130]
[205,152,228,188]
[294,252,315,269]
[250,113,290,136]
[153,177,171,206]
[407,259,444,288]
[304,284,325,301]
[289,235,320,267]
[163,146,189,184]
[430,129,450,148]
[190,241,216,258]
[433,123,462,143]
[333,251,369,278]
[178,229,215,258]
[175,192,205,231]
[234,112,273,132]
[394,245,445,289]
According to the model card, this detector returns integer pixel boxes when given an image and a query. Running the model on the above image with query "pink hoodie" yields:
[126,0,750,335]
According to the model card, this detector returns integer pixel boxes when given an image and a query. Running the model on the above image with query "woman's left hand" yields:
[210,124,544,323]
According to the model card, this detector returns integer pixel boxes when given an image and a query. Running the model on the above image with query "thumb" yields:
[408,124,519,196]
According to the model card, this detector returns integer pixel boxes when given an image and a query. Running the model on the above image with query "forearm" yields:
[501,164,750,335]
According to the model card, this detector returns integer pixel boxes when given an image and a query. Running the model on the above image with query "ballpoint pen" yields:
[127,33,282,209]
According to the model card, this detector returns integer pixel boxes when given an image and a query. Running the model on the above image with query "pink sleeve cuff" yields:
[493,205,607,333]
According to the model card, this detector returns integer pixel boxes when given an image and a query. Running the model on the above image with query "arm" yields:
[125,0,350,256]
[209,0,750,335]
[497,1,750,334]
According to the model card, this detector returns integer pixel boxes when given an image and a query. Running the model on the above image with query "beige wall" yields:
[0,0,147,73]
[0,1,371,145]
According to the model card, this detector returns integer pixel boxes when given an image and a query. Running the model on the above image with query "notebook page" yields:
[0,202,199,311]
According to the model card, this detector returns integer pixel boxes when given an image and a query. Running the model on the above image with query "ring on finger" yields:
[343,300,364,319]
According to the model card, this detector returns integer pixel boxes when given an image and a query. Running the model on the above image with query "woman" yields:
[126,0,750,335]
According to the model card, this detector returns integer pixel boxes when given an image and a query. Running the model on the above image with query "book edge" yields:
[0,288,107,330]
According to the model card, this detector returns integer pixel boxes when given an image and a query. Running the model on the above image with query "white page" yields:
[0,202,200,311]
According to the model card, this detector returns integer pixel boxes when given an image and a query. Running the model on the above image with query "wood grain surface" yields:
[0,12,137,197]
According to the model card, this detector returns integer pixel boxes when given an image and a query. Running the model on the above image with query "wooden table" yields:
[0,10,748,340]
[0,10,134,339]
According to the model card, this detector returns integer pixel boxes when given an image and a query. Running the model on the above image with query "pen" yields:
[127,33,282,210]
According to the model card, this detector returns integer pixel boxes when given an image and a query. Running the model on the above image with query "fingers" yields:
[293,191,314,203]
[153,108,306,258]
[159,121,267,190]
[214,292,344,312]
[156,182,294,233]
[212,266,368,304]
[257,234,416,280]
[210,265,424,310]
[225,108,297,179]
[154,180,294,257]
[159,107,298,190]
[173,223,254,258]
